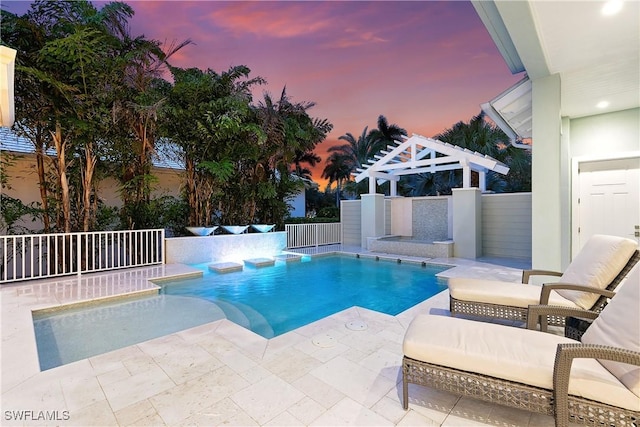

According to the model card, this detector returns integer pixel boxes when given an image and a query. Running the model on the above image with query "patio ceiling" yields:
[474,0,639,138]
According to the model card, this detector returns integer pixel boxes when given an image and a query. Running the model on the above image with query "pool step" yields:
[208,262,243,273]
[274,253,303,263]
[213,299,274,338]
[243,257,275,268]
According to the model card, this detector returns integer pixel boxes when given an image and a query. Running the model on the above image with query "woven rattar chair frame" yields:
[402,344,640,427]
[449,250,640,327]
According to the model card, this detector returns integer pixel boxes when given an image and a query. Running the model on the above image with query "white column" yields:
[390,180,397,197]
[368,177,376,194]
[532,74,562,270]
[361,193,385,248]
[479,170,486,192]
[452,188,482,258]
[461,161,471,188]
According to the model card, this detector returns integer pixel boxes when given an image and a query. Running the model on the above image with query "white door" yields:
[578,157,640,250]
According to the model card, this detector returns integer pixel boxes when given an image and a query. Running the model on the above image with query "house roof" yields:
[481,76,532,144]
[353,134,509,186]
[0,127,185,170]
[473,0,639,120]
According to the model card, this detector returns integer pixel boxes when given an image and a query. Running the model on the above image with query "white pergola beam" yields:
[353,133,510,192]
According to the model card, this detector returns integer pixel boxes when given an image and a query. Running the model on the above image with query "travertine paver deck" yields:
[1,250,564,427]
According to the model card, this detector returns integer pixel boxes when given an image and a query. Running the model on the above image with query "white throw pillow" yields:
[582,263,640,398]
[557,235,637,309]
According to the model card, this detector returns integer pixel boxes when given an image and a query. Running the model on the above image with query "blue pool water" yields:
[33,255,449,370]
[162,255,449,338]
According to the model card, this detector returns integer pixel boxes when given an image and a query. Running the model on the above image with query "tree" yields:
[7,1,137,232]
[254,88,332,226]
[368,115,407,149]
[162,65,265,227]
[322,115,407,202]
[111,35,192,229]
[5,0,145,232]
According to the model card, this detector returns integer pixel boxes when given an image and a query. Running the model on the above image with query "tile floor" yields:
[1,248,562,427]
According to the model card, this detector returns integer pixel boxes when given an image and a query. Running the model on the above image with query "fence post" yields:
[77,233,82,277]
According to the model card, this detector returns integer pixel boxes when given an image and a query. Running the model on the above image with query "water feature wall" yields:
[165,231,287,265]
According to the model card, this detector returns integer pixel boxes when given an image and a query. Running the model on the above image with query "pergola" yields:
[353,134,510,195]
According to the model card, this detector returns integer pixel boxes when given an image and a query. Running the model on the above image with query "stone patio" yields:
[1,249,564,426]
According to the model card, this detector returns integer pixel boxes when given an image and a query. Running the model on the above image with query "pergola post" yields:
[390,180,398,197]
[461,160,471,188]
[368,177,376,194]
[479,170,486,192]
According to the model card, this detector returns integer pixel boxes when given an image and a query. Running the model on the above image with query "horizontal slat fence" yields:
[1,229,164,284]
[285,223,342,249]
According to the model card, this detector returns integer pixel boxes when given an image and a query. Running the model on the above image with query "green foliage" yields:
[322,115,407,202]
[0,195,42,234]
[6,3,336,233]
[119,196,188,234]
[198,159,235,182]
[317,206,339,218]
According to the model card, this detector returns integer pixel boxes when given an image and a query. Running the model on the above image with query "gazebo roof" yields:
[353,133,509,187]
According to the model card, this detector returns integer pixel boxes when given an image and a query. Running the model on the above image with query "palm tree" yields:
[368,115,407,148]
[254,88,332,225]
[321,150,353,205]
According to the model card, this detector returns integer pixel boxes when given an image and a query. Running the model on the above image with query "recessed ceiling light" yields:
[601,0,623,16]
[596,101,610,109]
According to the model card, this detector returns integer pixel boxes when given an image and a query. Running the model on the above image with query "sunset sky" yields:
[4,1,523,187]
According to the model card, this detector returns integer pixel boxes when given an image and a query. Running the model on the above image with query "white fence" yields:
[285,223,342,249]
[1,229,165,284]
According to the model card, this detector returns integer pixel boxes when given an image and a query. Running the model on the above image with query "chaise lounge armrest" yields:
[526,304,599,332]
[539,282,616,305]
[553,343,640,427]
[522,269,562,284]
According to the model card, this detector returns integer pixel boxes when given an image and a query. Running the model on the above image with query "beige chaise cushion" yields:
[403,314,639,410]
[448,279,577,308]
[582,263,640,398]
[556,235,637,309]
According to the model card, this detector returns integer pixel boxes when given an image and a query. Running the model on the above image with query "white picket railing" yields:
[0,229,165,284]
[285,223,342,249]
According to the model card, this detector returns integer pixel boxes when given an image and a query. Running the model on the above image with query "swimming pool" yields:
[33,255,449,370]
[162,255,449,338]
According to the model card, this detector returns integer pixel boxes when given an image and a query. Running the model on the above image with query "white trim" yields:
[571,150,640,257]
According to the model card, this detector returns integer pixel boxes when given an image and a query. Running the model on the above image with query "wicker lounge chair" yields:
[449,234,639,328]
[402,263,640,426]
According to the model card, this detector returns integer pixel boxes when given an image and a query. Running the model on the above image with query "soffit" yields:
[510,0,639,119]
